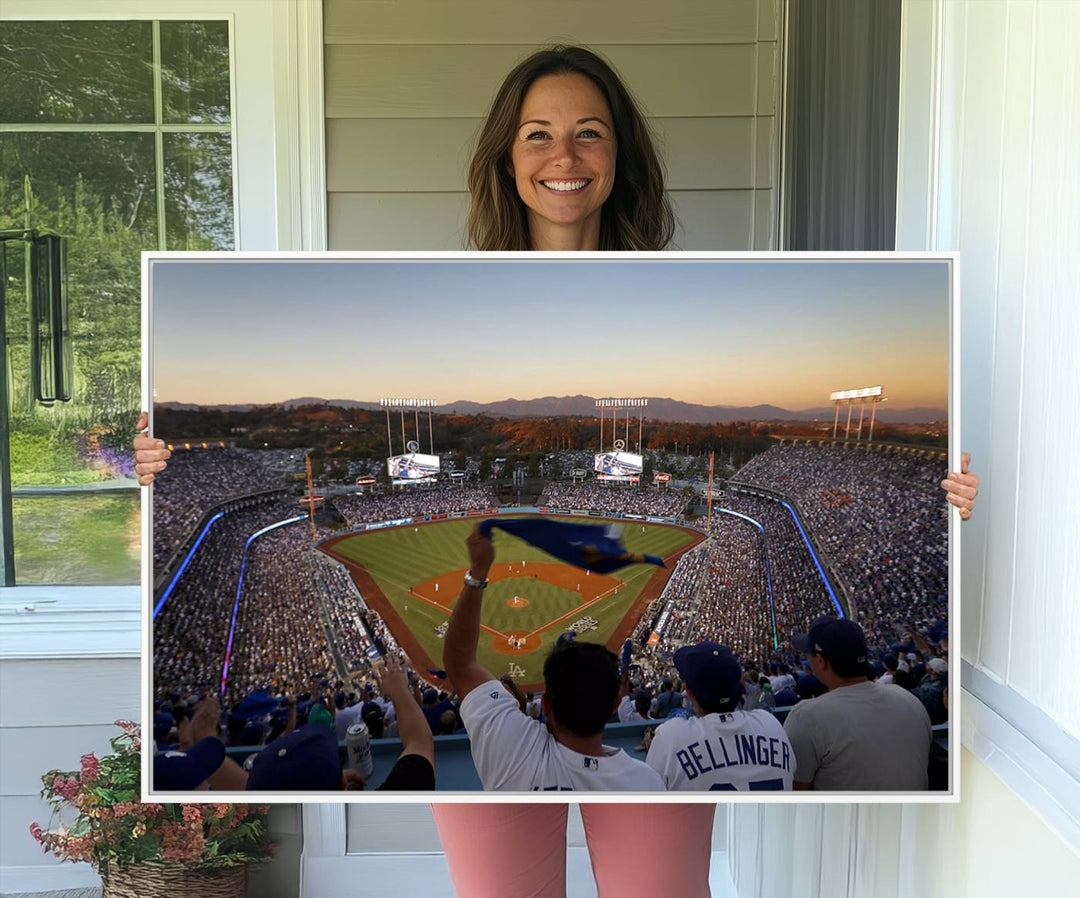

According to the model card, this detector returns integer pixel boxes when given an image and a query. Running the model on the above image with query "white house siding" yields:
[323,0,782,250]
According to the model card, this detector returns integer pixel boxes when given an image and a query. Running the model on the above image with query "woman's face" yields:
[509,73,617,247]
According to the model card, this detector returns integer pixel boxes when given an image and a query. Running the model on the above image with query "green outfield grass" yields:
[480,578,585,633]
[322,515,697,685]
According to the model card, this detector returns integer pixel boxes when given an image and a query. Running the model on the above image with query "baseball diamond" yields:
[318,515,703,690]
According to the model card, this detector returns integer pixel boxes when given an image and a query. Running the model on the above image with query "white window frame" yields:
[0,0,326,659]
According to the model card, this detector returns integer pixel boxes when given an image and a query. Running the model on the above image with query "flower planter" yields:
[32,721,273,890]
[101,862,247,898]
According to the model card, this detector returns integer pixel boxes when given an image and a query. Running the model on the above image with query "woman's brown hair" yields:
[467,46,675,251]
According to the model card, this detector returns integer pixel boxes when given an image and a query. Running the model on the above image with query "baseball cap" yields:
[153,711,175,740]
[792,616,869,675]
[153,737,226,790]
[361,701,384,725]
[238,722,266,746]
[246,724,342,791]
[673,642,742,709]
[795,673,828,699]
[927,657,948,675]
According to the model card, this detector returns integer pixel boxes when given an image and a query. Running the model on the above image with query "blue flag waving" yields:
[477,518,665,574]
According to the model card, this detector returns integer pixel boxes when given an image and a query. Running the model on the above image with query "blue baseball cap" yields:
[153,711,175,740]
[674,642,742,708]
[246,723,342,791]
[153,737,226,790]
[792,616,869,674]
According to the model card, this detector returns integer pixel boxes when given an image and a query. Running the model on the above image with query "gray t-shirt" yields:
[783,680,932,791]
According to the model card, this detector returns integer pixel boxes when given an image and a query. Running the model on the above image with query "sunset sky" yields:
[151,257,950,411]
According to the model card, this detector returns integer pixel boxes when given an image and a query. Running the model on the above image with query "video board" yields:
[594,450,643,477]
[387,451,440,480]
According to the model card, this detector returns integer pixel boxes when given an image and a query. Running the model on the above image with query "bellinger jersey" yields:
[645,709,795,790]
[460,680,664,791]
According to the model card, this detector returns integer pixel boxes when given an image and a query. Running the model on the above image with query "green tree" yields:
[2,20,234,486]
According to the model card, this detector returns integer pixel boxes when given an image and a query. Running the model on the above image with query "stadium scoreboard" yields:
[387,440,440,483]
[594,450,643,482]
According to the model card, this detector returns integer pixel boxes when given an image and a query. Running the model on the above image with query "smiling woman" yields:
[510,73,617,250]
[466,45,674,251]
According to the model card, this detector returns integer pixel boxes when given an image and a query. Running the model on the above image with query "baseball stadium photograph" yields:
[145,255,957,796]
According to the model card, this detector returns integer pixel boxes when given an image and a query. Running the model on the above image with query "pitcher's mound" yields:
[507,595,530,609]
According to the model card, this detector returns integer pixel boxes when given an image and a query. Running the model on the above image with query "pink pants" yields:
[431,803,716,898]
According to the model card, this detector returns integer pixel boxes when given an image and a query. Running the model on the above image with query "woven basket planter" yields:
[101,863,247,898]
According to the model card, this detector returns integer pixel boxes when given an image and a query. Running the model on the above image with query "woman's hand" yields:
[133,411,171,486]
[941,451,979,521]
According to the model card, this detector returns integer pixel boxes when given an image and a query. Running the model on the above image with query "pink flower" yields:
[52,778,80,801]
[80,753,100,782]
[181,805,202,824]
[160,821,206,863]
[29,822,43,842]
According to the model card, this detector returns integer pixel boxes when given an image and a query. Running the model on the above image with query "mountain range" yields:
[157,394,947,424]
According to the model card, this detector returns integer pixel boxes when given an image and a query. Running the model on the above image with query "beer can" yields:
[346,722,374,779]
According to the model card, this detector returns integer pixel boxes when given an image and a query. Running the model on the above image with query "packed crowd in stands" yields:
[688,512,774,662]
[538,481,687,516]
[333,484,498,526]
[152,447,305,569]
[732,443,948,650]
[709,493,836,647]
[226,524,350,699]
[153,497,320,700]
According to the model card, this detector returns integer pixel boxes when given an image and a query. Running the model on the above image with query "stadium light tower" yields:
[829,386,885,440]
[379,398,438,456]
[595,398,648,452]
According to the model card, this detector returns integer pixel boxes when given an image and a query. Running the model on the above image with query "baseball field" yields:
[318,515,703,690]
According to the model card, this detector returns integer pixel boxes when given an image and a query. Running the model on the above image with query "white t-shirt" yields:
[376,695,396,726]
[333,702,365,741]
[460,680,664,791]
[646,710,794,791]
[617,694,646,722]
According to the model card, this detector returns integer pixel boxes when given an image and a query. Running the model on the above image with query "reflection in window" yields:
[0,19,234,585]
[160,21,232,125]
[0,22,155,124]
[12,494,141,585]
[164,133,234,250]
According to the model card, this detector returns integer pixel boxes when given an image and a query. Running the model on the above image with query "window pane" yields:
[163,133,235,249]
[160,20,232,124]
[12,493,140,585]
[0,21,154,124]
[2,131,152,585]
[2,131,155,444]
[0,132,159,245]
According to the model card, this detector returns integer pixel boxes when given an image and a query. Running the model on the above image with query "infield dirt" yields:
[319,516,703,691]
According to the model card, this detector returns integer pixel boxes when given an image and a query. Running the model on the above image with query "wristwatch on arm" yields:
[463,571,489,590]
